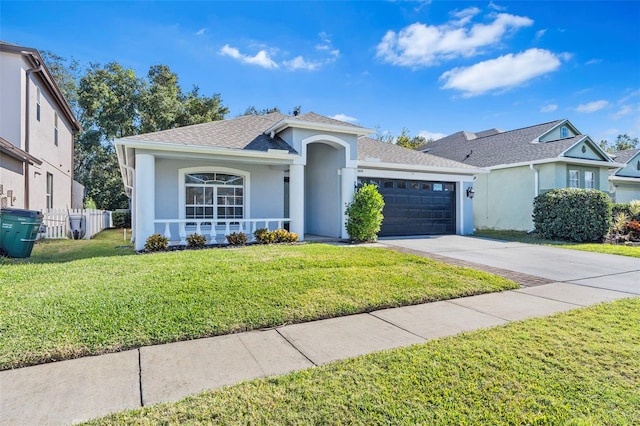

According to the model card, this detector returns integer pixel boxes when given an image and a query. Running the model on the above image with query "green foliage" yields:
[144,233,169,252]
[272,228,299,243]
[84,198,97,209]
[111,211,131,228]
[225,232,247,246]
[186,233,207,248]
[345,184,385,242]
[533,189,612,242]
[254,228,275,244]
[395,127,428,149]
[599,134,640,153]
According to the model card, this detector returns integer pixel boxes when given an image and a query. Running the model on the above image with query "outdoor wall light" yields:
[466,187,475,198]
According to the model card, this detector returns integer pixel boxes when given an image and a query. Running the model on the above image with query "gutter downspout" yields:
[529,163,539,234]
[24,53,43,210]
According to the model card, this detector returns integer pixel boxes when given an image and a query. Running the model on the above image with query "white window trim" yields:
[569,169,580,188]
[178,166,251,220]
[584,171,595,189]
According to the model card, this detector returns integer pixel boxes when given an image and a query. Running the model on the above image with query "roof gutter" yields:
[357,160,488,175]
[488,157,626,171]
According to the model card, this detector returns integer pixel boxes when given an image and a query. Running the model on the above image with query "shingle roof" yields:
[291,112,363,128]
[124,112,298,153]
[611,148,640,164]
[357,137,481,170]
[420,120,599,168]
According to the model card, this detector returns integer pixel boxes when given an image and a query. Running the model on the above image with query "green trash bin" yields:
[0,208,44,258]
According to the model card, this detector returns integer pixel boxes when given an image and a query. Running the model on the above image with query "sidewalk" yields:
[1,281,636,425]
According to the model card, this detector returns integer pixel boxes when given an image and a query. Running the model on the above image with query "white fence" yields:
[154,218,291,245]
[41,209,113,240]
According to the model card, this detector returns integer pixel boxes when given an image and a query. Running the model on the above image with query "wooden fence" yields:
[41,209,112,240]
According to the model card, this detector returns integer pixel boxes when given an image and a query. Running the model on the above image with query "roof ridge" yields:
[470,119,565,141]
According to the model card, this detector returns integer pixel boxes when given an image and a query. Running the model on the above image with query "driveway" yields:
[380,236,640,295]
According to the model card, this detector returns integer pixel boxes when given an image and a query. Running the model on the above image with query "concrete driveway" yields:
[380,235,640,295]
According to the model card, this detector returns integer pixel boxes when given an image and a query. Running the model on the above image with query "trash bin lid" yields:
[0,208,44,219]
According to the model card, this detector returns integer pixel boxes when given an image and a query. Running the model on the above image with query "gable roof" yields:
[611,148,640,164]
[610,148,640,178]
[263,111,372,136]
[357,136,483,172]
[123,112,298,153]
[421,119,612,168]
[0,41,81,133]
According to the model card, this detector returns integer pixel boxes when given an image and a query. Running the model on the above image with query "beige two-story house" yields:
[0,41,82,211]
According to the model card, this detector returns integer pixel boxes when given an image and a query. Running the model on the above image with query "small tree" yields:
[345,184,385,242]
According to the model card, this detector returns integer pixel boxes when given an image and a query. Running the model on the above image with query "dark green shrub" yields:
[533,188,612,242]
[144,233,169,251]
[272,228,299,243]
[612,200,640,221]
[345,183,385,243]
[226,232,248,246]
[112,210,131,228]
[254,228,275,244]
[186,233,207,248]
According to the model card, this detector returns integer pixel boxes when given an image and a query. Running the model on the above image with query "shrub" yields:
[144,233,169,251]
[612,200,640,222]
[112,210,131,228]
[226,232,248,246]
[532,188,612,242]
[345,183,385,243]
[254,228,275,244]
[272,228,299,243]
[186,233,207,248]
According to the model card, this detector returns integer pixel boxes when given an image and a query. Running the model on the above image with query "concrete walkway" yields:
[1,237,638,425]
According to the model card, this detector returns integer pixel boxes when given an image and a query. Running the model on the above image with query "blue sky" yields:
[2,1,639,142]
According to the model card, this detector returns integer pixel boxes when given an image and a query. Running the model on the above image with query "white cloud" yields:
[575,100,610,113]
[451,7,481,26]
[540,103,558,113]
[195,28,206,36]
[331,114,358,123]
[612,104,637,120]
[283,56,320,71]
[586,59,602,65]
[488,1,507,11]
[440,48,562,96]
[418,130,447,141]
[376,12,533,67]
[534,29,546,40]
[220,44,278,69]
[619,89,640,104]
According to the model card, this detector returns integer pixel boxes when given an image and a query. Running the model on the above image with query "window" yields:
[561,126,568,138]
[36,87,41,121]
[584,171,595,189]
[569,170,579,188]
[54,112,59,146]
[185,172,244,223]
[46,173,53,209]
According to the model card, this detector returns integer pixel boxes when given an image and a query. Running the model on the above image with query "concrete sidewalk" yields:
[1,281,636,425]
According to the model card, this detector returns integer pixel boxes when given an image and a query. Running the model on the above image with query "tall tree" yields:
[242,105,281,116]
[599,134,640,153]
[176,86,228,126]
[395,127,427,149]
[139,65,183,133]
[40,51,81,117]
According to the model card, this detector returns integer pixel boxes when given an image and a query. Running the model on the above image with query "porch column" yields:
[340,167,357,239]
[289,164,304,240]
[134,153,155,251]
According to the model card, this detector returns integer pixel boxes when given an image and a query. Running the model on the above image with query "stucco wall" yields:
[153,157,286,235]
[0,156,24,208]
[305,143,343,237]
[0,52,24,149]
[611,183,640,203]
[540,124,577,142]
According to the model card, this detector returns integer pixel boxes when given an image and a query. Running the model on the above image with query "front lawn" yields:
[0,230,516,370]
[86,298,640,425]
[475,230,640,258]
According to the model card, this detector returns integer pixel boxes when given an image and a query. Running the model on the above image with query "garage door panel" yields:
[361,178,456,236]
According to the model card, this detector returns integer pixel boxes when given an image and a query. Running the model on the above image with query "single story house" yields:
[115,112,484,250]
[420,119,624,231]
[609,148,640,203]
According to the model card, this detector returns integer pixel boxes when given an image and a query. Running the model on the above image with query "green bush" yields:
[533,188,612,242]
[272,228,299,243]
[612,200,640,221]
[144,233,169,252]
[254,228,275,244]
[112,210,131,228]
[186,233,207,248]
[226,232,248,246]
[345,183,385,243]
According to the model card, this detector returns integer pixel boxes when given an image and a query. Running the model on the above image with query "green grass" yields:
[0,230,517,370]
[85,298,640,425]
[475,230,640,258]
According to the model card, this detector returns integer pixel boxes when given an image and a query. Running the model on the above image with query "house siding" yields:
[611,184,640,203]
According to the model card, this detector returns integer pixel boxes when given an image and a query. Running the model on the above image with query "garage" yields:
[359,178,456,237]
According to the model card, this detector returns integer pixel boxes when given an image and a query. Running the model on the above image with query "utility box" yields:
[0,208,44,258]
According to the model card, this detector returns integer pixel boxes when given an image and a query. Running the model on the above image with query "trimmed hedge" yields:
[533,188,612,242]
[112,210,131,228]
[345,183,385,243]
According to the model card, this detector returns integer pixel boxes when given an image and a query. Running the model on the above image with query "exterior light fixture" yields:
[466,187,475,198]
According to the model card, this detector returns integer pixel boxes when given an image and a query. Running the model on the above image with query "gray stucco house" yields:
[115,112,483,250]
[609,148,640,203]
[420,119,623,231]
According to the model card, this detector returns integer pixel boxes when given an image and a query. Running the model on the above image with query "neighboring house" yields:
[420,119,623,231]
[115,112,484,250]
[0,41,82,211]
[609,148,640,203]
